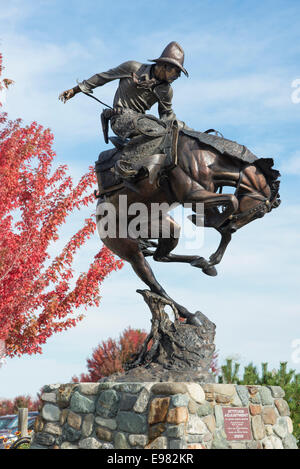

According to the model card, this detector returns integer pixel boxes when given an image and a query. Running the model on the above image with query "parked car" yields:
[0,415,15,431]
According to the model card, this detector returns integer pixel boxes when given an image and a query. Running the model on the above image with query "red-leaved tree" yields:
[0,53,123,357]
[0,395,41,416]
[72,327,148,382]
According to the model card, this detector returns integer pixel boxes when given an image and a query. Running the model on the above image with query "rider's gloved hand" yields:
[58,86,80,103]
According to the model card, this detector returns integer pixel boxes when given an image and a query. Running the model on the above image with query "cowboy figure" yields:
[59,41,188,179]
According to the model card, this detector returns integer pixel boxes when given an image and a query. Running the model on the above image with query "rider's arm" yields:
[157,85,176,121]
[77,61,141,94]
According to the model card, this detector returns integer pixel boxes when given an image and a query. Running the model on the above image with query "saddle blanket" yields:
[181,128,280,183]
[181,128,258,164]
[95,125,279,196]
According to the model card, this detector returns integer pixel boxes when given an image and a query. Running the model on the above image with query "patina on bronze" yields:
[59,43,281,381]
[95,132,280,320]
[94,127,280,380]
[149,41,189,77]
[104,290,216,384]
[59,41,188,179]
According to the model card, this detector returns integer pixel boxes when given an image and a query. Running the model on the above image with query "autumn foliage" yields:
[0,53,123,357]
[0,395,40,416]
[72,327,148,382]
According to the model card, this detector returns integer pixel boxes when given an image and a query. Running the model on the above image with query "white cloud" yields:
[250,142,284,158]
[173,73,296,130]
[0,1,32,23]
[280,151,300,175]
[1,32,114,142]
[1,25,298,146]
[0,357,82,397]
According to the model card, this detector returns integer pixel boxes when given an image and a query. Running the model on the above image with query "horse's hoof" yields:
[202,266,218,277]
[190,257,207,269]
[191,257,218,276]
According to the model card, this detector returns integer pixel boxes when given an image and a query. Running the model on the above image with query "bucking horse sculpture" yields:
[95,123,281,329]
[59,42,281,377]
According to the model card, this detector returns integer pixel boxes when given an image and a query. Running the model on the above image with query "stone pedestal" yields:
[30,382,298,450]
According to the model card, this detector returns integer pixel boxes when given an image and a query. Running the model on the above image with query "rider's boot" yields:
[115,158,139,179]
[115,153,167,186]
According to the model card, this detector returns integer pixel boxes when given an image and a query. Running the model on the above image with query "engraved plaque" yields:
[223,407,252,441]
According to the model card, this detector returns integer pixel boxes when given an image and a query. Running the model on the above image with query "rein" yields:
[229,198,271,222]
[81,90,114,110]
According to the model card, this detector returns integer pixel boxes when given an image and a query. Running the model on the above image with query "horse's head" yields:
[225,165,281,232]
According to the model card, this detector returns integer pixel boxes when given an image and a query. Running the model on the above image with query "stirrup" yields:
[115,159,138,179]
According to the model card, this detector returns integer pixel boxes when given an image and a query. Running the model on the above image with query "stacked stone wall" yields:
[31,382,298,449]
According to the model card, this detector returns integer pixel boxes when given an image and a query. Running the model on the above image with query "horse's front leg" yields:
[208,226,232,266]
[182,188,238,273]
[199,207,233,267]
[185,189,238,228]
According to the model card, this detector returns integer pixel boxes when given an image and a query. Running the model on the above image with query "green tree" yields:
[219,360,300,446]
[219,359,240,384]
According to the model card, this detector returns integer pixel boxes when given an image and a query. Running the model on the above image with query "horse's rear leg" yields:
[150,207,218,276]
[101,237,201,325]
[102,237,167,297]
[152,214,180,261]
[128,249,198,324]
[151,214,204,264]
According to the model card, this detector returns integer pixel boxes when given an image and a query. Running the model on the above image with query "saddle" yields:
[95,122,280,198]
[95,121,179,196]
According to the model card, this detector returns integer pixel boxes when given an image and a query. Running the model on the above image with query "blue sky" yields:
[0,0,300,398]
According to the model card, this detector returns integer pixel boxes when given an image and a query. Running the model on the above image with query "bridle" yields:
[228,166,273,222]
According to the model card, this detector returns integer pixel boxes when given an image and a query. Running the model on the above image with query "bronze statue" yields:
[59,42,281,380]
[94,127,280,381]
[59,41,189,180]
[95,132,280,320]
